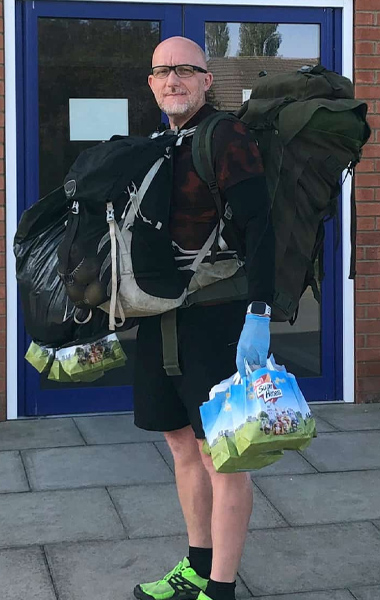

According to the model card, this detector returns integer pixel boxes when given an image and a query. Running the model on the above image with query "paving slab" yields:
[0,546,56,600]
[0,488,125,547]
[23,443,174,490]
[45,537,251,600]
[250,482,288,530]
[239,522,380,596]
[254,592,354,600]
[0,451,29,493]
[0,418,84,451]
[301,431,380,472]
[154,440,174,471]
[311,404,380,431]
[255,471,380,525]
[313,415,338,433]
[109,483,185,538]
[109,482,286,538]
[74,414,164,444]
[350,585,380,599]
[251,451,317,478]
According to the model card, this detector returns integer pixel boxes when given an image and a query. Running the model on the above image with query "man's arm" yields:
[224,175,275,308]
[211,120,275,374]
[225,176,274,375]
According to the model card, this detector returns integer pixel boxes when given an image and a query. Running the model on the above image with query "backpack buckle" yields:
[208,180,219,195]
[106,202,114,222]
[224,203,233,220]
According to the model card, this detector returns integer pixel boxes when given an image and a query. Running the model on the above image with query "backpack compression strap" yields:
[192,112,238,263]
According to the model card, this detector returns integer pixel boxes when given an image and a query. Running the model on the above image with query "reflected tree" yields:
[238,23,282,56]
[205,23,230,57]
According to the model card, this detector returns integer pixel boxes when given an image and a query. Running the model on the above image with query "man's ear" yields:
[204,72,213,92]
[148,74,154,91]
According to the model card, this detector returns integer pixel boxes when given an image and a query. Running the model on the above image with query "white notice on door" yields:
[69,98,129,141]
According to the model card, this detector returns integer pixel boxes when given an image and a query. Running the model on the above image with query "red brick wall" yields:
[354,0,380,402]
[0,0,5,421]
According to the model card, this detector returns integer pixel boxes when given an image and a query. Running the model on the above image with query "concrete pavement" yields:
[1,403,380,599]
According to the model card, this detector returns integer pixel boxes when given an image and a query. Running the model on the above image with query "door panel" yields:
[185,5,342,401]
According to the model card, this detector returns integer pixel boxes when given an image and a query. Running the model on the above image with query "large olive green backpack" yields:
[192,65,371,322]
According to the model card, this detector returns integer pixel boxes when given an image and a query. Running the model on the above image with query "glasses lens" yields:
[175,65,195,78]
[152,66,170,79]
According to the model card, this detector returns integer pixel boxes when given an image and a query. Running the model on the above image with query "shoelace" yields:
[163,561,185,582]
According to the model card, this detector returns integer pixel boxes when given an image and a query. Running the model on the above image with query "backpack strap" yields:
[192,112,238,263]
[161,309,182,376]
[58,201,80,280]
[349,171,357,279]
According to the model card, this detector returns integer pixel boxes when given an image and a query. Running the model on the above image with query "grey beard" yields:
[159,98,191,116]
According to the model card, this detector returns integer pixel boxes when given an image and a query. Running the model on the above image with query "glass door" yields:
[18,1,182,416]
[18,1,342,416]
[184,5,343,402]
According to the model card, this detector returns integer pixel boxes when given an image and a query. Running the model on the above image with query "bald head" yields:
[152,36,207,70]
[148,36,213,129]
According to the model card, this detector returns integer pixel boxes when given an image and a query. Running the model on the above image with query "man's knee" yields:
[164,425,200,465]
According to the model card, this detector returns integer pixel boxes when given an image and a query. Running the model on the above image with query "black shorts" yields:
[133,300,247,439]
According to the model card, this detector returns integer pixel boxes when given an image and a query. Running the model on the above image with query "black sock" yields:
[188,546,213,579]
[205,579,236,600]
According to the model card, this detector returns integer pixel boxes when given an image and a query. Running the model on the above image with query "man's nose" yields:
[166,68,181,84]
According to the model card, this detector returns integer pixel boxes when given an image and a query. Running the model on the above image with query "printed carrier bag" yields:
[47,333,126,383]
[201,374,284,473]
[201,358,316,473]
[232,360,317,458]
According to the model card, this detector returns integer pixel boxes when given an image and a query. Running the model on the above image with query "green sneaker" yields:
[134,557,208,600]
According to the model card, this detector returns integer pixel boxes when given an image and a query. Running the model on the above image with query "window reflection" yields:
[38,18,161,197]
[206,22,320,111]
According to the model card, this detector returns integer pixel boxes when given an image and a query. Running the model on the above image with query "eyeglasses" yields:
[151,64,208,79]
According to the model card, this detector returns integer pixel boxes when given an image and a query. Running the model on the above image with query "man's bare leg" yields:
[198,441,253,583]
[165,426,213,548]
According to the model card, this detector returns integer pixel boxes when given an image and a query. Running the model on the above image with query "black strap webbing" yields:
[349,172,357,280]
[59,211,80,277]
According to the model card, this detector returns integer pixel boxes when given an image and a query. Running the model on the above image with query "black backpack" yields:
[13,186,135,347]
[192,65,371,321]
[55,133,188,327]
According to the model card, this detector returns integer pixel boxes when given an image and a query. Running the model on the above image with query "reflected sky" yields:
[208,23,320,59]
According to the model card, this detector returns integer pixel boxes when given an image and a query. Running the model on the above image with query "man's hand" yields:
[236,314,270,378]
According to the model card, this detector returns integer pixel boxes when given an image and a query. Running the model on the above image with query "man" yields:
[133,36,274,600]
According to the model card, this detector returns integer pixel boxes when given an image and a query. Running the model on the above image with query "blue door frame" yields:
[16,1,343,417]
